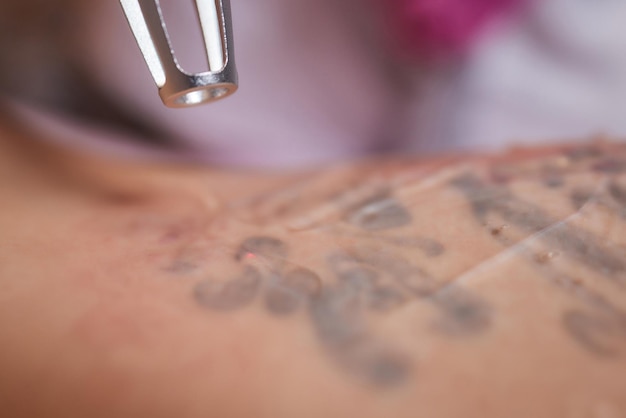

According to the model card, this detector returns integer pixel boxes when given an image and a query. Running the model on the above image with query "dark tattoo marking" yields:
[548,275,626,358]
[346,194,412,231]
[541,164,566,189]
[367,286,407,312]
[489,165,515,184]
[452,172,626,354]
[193,267,261,311]
[284,267,322,297]
[570,188,595,211]
[394,266,440,297]
[351,249,440,297]
[414,238,446,257]
[565,146,603,162]
[543,175,565,189]
[328,254,408,312]
[235,236,288,262]
[264,268,321,316]
[592,158,626,174]
[385,236,445,257]
[432,287,492,337]
[549,225,626,279]
[608,181,626,208]
[339,343,412,387]
[451,174,626,281]
[609,181,626,220]
[563,310,625,358]
[571,181,626,218]
[309,286,364,346]
[542,273,626,335]
[309,285,411,387]
[164,259,198,274]
[328,253,377,285]
[336,267,379,291]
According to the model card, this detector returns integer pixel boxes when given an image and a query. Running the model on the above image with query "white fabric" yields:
[404,0,626,153]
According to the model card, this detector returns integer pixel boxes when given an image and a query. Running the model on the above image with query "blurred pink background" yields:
[5,0,626,168]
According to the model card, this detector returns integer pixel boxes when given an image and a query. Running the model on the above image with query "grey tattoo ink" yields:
[384,236,445,257]
[351,248,440,297]
[608,181,626,208]
[592,158,626,174]
[570,188,595,211]
[235,236,288,262]
[309,285,411,387]
[451,174,626,281]
[367,286,407,312]
[328,253,409,313]
[309,286,364,346]
[339,343,412,388]
[432,287,492,337]
[193,266,262,311]
[565,146,603,162]
[543,175,565,189]
[563,310,624,358]
[346,194,412,231]
[336,266,379,292]
[164,259,198,274]
[451,167,626,355]
[264,268,322,316]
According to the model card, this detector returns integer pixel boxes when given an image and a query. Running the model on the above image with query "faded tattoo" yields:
[309,282,411,387]
[235,236,289,262]
[265,267,321,316]
[451,174,626,282]
[345,191,413,231]
[431,287,492,337]
[185,144,626,387]
[193,266,262,311]
[563,310,626,358]
[451,157,626,357]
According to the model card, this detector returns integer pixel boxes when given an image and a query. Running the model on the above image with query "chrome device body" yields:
[119,0,238,108]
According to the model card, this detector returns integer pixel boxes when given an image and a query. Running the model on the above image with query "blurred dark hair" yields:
[0,1,171,146]
[0,1,81,103]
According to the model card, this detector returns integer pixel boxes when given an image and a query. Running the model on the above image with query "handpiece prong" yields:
[119,0,238,108]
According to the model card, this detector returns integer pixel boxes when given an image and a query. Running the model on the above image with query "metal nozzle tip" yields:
[119,0,238,108]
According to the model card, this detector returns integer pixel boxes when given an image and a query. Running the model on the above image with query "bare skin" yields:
[0,120,625,418]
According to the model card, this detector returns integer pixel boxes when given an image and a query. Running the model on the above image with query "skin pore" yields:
[0,117,625,417]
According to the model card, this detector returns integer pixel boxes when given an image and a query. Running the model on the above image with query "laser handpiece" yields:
[119,0,238,108]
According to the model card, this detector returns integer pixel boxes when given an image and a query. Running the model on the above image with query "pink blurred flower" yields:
[387,0,529,57]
